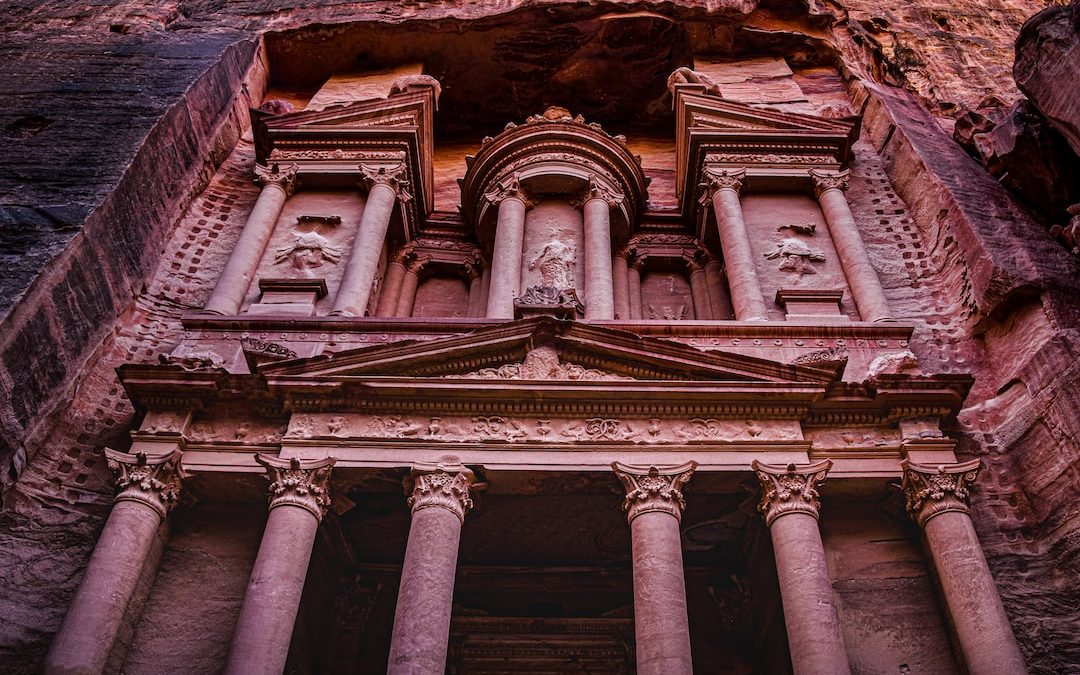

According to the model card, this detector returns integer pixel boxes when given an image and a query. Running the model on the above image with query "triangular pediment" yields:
[677,89,857,136]
[258,317,838,386]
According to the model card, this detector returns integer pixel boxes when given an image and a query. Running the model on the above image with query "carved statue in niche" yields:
[528,239,576,290]
[763,237,826,278]
[275,231,344,270]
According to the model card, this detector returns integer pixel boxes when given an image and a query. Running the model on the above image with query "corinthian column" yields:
[612,461,697,675]
[388,458,479,674]
[900,460,1027,675]
[225,455,335,675]
[45,450,185,675]
[484,174,532,319]
[700,168,767,321]
[376,244,414,317]
[579,176,622,320]
[809,170,893,322]
[204,163,299,315]
[332,163,410,317]
[752,460,851,675]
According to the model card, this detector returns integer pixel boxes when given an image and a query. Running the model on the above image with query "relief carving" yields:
[454,347,629,381]
[275,231,344,270]
[763,238,826,277]
[777,223,817,235]
[159,349,225,371]
[529,240,576,290]
[105,449,186,519]
[752,459,832,526]
[240,337,298,361]
[612,461,697,522]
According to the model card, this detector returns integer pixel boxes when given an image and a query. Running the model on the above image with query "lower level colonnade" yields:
[44,453,1027,675]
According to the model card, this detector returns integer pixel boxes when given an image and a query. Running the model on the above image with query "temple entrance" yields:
[289,471,790,674]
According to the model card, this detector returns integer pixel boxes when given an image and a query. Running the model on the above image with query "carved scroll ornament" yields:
[106,448,187,520]
[612,461,697,522]
[406,458,479,522]
[900,459,980,527]
[256,454,335,519]
[752,459,832,526]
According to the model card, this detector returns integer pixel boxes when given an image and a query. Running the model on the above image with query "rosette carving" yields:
[752,459,832,526]
[256,454,336,519]
[900,459,980,527]
[406,458,479,522]
[254,162,300,197]
[105,448,186,520]
[809,169,851,198]
[612,461,697,522]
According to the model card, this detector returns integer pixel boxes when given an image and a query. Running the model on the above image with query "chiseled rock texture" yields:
[0,0,1078,673]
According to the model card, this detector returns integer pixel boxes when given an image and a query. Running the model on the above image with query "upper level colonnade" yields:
[197,69,892,325]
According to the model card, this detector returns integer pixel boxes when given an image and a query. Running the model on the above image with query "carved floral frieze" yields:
[283,413,802,444]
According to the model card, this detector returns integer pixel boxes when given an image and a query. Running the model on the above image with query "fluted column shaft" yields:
[333,164,409,317]
[613,461,697,675]
[376,247,412,317]
[485,176,531,319]
[810,170,892,322]
[753,460,851,675]
[225,456,335,675]
[205,164,298,315]
[628,254,645,320]
[388,459,479,675]
[702,169,767,321]
[901,460,1027,675]
[395,257,427,318]
[44,450,184,675]
[612,250,630,320]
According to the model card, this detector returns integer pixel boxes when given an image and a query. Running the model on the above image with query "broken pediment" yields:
[257,317,838,385]
[671,81,859,205]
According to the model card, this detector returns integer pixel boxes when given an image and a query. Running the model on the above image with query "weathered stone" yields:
[1015,0,1080,157]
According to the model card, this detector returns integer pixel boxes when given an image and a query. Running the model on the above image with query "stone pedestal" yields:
[901,460,1027,675]
[810,170,893,322]
[332,164,409,317]
[204,163,299,315]
[388,459,479,675]
[580,177,621,320]
[701,168,767,321]
[44,450,185,675]
[225,456,334,675]
[612,461,697,675]
[484,175,532,319]
[753,460,850,675]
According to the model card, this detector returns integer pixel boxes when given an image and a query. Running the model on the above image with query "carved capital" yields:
[106,448,186,520]
[698,167,746,204]
[257,454,335,520]
[406,457,479,522]
[752,459,832,526]
[254,162,300,197]
[809,169,851,198]
[391,243,417,266]
[629,251,649,272]
[463,257,484,280]
[483,172,535,209]
[360,163,412,202]
[612,461,697,523]
[576,174,624,209]
[405,255,431,275]
[900,459,980,527]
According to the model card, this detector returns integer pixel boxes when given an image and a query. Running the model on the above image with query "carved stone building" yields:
[3,2,1079,675]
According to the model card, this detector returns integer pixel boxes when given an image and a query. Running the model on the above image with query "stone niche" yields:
[412,275,470,318]
[520,200,585,301]
[741,192,858,320]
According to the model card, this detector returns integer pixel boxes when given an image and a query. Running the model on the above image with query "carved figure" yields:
[275,231,344,270]
[763,237,826,277]
[528,240,576,290]
[160,350,225,371]
[647,304,689,320]
[666,67,722,96]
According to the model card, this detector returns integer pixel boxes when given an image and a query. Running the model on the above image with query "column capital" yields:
[682,248,710,273]
[809,168,851,199]
[391,243,417,265]
[900,459,980,527]
[105,448,186,520]
[752,459,832,526]
[629,250,649,271]
[698,167,746,204]
[405,255,431,275]
[360,162,412,202]
[463,257,484,280]
[254,162,300,198]
[575,174,624,209]
[406,456,480,522]
[257,454,336,520]
[612,461,697,523]
[483,172,535,209]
